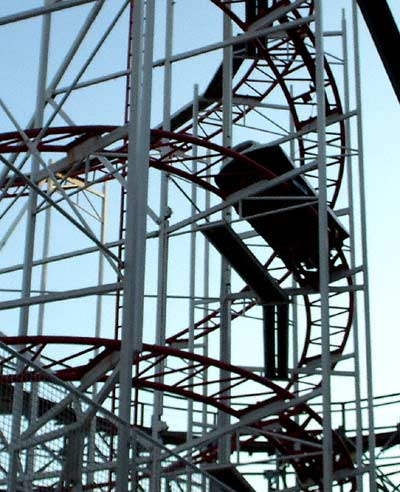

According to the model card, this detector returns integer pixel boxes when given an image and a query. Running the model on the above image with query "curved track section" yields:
[0,336,355,489]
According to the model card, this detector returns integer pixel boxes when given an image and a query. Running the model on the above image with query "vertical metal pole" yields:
[151,2,174,491]
[314,1,333,490]
[289,96,301,484]
[289,86,299,401]
[36,183,53,337]
[186,83,199,492]
[19,6,51,337]
[8,3,51,489]
[94,183,107,339]
[88,182,107,485]
[218,6,233,465]
[341,11,364,491]
[25,177,53,488]
[352,2,377,489]
[202,154,211,492]
[117,0,155,490]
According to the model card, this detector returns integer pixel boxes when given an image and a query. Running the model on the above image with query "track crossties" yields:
[215,143,348,287]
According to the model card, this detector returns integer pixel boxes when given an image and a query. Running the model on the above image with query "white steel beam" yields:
[0,238,122,277]
[23,352,120,440]
[315,2,333,490]
[117,0,155,490]
[352,1,377,489]
[7,5,52,488]
[0,0,101,26]
[153,16,314,68]
[342,12,364,490]
[0,282,121,311]
[151,1,174,490]
[218,7,233,465]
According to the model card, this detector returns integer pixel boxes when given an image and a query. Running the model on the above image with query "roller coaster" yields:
[0,1,399,491]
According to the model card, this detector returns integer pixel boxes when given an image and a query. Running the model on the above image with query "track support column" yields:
[7,2,51,489]
[342,12,364,490]
[151,2,174,491]
[315,1,333,490]
[352,2,377,489]
[218,6,233,465]
[117,1,155,491]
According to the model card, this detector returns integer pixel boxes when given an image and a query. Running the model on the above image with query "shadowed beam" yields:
[357,0,400,103]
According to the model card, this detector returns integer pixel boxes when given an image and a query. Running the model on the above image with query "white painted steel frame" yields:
[150,1,174,490]
[218,6,233,467]
[315,2,333,490]
[117,1,155,490]
[342,12,364,491]
[7,3,52,488]
[352,1,377,490]
[0,1,388,490]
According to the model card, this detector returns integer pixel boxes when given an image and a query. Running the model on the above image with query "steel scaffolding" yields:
[0,1,398,491]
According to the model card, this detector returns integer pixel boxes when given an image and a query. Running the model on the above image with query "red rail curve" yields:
[0,336,355,489]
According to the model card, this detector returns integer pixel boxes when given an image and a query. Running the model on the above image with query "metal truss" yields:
[0,1,398,492]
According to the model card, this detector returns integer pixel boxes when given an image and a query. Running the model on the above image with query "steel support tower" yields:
[0,1,398,491]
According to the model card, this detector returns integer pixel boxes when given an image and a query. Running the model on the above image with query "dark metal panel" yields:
[263,304,289,380]
[208,465,257,492]
[201,222,289,305]
[263,305,276,379]
[277,304,289,379]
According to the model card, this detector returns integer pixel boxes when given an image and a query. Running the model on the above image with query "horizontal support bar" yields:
[0,282,121,311]
[0,0,100,26]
